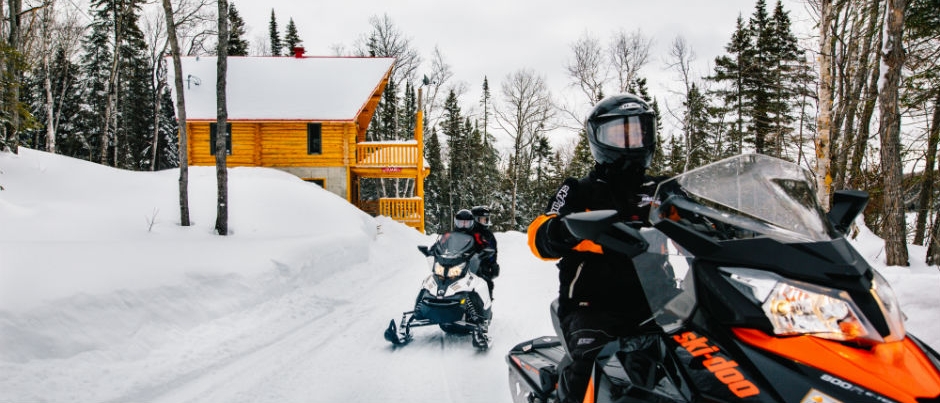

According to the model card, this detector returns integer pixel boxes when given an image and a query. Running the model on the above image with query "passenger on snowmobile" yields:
[526,93,668,403]
[470,206,499,296]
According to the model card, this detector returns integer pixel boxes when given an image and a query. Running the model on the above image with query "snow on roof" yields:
[169,56,395,121]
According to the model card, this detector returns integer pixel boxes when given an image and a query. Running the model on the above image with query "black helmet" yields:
[585,93,656,170]
[470,205,491,227]
[454,209,475,230]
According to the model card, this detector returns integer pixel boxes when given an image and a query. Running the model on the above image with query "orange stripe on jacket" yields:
[527,214,557,261]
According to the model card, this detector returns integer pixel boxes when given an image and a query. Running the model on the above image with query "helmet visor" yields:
[455,218,474,229]
[475,216,490,226]
[595,115,654,150]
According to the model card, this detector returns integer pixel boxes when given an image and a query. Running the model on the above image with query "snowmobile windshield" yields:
[434,232,477,265]
[650,154,839,243]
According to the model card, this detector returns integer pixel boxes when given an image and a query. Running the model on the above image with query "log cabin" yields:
[170,52,428,232]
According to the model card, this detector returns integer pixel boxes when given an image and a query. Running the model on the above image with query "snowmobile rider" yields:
[527,93,665,403]
[470,206,499,296]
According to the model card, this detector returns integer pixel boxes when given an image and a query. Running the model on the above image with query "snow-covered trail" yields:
[1,223,559,403]
[131,229,558,403]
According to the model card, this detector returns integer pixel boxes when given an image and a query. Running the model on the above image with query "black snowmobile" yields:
[507,153,940,403]
[385,231,495,350]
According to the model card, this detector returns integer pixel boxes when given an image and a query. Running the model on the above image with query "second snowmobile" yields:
[385,231,494,350]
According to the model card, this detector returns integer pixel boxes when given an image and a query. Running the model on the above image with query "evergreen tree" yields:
[268,9,282,56]
[22,48,81,155]
[227,2,250,56]
[710,15,753,155]
[75,1,114,163]
[441,90,472,214]
[766,0,806,157]
[74,0,154,168]
[683,83,712,170]
[156,87,180,169]
[284,18,302,54]
[565,133,594,179]
[423,127,448,233]
[667,134,687,174]
[111,0,154,170]
[632,77,667,174]
[748,0,774,154]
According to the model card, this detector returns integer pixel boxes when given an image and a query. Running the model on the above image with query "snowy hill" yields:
[1,148,937,402]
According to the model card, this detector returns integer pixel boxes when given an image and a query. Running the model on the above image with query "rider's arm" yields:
[528,178,601,260]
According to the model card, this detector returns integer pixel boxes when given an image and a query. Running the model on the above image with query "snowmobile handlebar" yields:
[561,210,649,258]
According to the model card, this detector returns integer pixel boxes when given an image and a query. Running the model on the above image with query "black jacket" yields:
[529,167,663,320]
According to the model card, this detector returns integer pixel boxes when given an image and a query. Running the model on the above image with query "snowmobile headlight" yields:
[433,262,447,278]
[446,263,467,279]
[722,267,888,344]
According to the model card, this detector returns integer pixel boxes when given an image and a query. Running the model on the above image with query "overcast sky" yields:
[236,0,816,147]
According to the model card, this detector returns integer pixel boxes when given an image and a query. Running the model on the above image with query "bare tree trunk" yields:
[41,0,54,153]
[100,3,124,166]
[161,0,191,227]
[4,0,22,154]
[493,69,556,229]
[848,21,884,189]
[877,0,909,266]
[914,93,939,245]
[833,0,880,191]
[215,0,229,235]
[928,209,940,266]
[815,0,834,209]
[151,57,165,170]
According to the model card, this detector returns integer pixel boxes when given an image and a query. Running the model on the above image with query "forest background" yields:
[0,0,938,267]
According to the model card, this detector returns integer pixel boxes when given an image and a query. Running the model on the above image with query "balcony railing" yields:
[356,142,419,167]
[379,197,424,231]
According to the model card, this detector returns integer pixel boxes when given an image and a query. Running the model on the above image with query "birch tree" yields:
[161,0,190,226]
[494,69,556,228]
[815,0,834,208]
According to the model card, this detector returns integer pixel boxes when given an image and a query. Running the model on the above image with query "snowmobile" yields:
[507,153,940,403]
[385,231,495,350]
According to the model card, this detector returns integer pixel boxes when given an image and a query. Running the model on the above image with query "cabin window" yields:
[307,123,322,155]
[304,178,325,188]
[209,122,232,155]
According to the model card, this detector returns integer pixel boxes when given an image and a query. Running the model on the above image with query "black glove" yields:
[546,217,580,248]
[490,263,500,278]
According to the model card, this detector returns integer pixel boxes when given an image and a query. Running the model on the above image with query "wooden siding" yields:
[187,121,355,167]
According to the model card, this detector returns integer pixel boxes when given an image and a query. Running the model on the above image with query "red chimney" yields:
[292,46,305,58]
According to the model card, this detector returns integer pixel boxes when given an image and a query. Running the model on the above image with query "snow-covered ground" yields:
[1,148,938,403]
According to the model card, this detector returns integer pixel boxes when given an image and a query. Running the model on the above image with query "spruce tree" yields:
[284,18,302,54]
[441,90,471,214]
[423,127,448,233]
[156,87,180,169]
[112,0,154,170]
[766,0,805,157]
[683,83,711,170]
[76,1,115,163]
[268,10,282,56]
[566,134,594,179]
[227,3,250,56]
[748,0,774,155]
[710,15,753,156]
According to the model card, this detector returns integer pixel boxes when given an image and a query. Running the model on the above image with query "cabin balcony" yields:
[355,141,420,168]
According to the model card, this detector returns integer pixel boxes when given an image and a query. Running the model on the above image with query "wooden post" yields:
[416,88,425,233]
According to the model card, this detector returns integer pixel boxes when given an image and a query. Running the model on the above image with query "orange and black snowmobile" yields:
[507,154,940,403]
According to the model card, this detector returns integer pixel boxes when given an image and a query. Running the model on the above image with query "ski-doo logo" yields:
[673,331,760,398]
[549,185,570,214]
